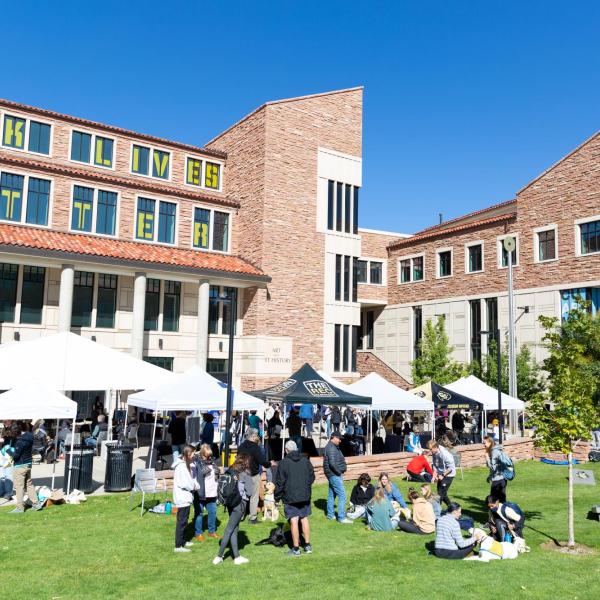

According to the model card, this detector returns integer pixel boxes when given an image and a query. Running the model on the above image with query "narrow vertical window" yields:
[26,178,50,226]
[163,280,180,332]
[131,145,150,175]
[71,186,94,232]
[438,251,452,277]
[366,310,374,350]
[336,182,343,232]
[352,258,358,302]
[470,299,482,363]
[342,325,350,372]
[343,256,350,302]
[157,201,176,244]
[334,324,341,372]
[205,162,221,189]
[144,278,160,331]
[335,255,341,301]
[193,208,210,249]
[486,298,498,347]
[352,325,358,371]
[0,263,18,322]
[136,197,155,240]
[538,230,556,261]
[152,150,170,179]
[468,244,483,272]
[96,190,117,236]
[72,271,94,327]
[28,121,51,154]
[96,274,117,328]
[94,136,113,168]
[213,211,229,252]
[344,184,351,233]
[208,285,219,334]
[370,262,382,285]
[353,186,359,235]
[400,259,411,283]
[413,256,424,281]
[3,115,26,149]
[357,260,368,283]
[580,221,600,255]
[20,266,45,324]
[413,306,422,358]
[501,239,518,267]
[187,158,203,186]
[327,180,334,230]
[71,131,91,163]
[222,287,237,335]
[0,173,24,222]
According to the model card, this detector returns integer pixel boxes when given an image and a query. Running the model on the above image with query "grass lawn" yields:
[1,461,599,600]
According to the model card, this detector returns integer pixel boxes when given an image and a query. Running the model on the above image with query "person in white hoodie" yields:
[173,445,200,553]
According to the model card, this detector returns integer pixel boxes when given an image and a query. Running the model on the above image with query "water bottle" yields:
[165,501,172,515]
[504,531,512,542]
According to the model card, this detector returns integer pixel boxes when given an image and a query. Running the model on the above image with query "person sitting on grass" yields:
[366,487,396,531]
[420,483,442,519]
[434,502,476,559]
[406,452,433,482]
[397,488,436,535]
[173,445,200,553]
[347,473,375,520]
[487,495,525,542]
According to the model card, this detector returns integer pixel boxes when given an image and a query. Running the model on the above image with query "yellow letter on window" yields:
[3,117,24,148]
[205,163,220,189]
[153,151,169,178]
[1,189,20,219]
[187,158,201,185]
[193,221,208,248]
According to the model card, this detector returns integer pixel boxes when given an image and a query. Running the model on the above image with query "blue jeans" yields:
[193,496,217,535]
[0,476,13,499]
[171,444,184,461]
[84,437,97,447]
[327,475,346,520]
[292,435,302,453]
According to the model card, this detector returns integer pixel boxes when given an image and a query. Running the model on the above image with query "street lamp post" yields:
[480,328,503,444]
[220,289,237,468]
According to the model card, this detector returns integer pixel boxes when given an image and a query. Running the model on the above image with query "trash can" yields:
[104,442,135,492]
[63,445,94,493]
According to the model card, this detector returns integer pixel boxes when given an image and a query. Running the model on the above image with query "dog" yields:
[256,524,288,547]
[262,482,280,522]
[466,527,530,561]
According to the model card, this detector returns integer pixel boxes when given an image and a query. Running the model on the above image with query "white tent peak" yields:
[446,375,525,410]
[0,380,77,419]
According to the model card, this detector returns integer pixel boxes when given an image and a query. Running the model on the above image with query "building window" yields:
[0,172,24,222]
[71,185,94,233]
[467,244,483,273]
[470,299,482,364]
[192,208,230,252]
[0,263,18,322]
[136,197,176,244]
[500,237,518,267]
[327,180,334,230]
[206,358,228,383]
[343,256,350,302]
[335,255,342,301]
[370,262,382,285]
[438,250,452,278]
[580,220,600,255]
[2,115,26,150]
[344,184,351,233]
[413,306,422,359]
[131,145,151,176]
[94,136,114,168]
[72,271,94,327]
[186,158,223,191]
[221,287,237,335]
[334,324,341,372]
[352,258,358,303]
[352,325,358,371]
[71,131,91,163]
[144,356,174,371]
[186,157,203,186]
[96,274,117,329]
[213,212,229,252]
[353,187,359,235]
[486,297,498,347]
[144,278,160,331]
[28,121,51,154]
[399,255,424,283]
[26,178,50,226]
[357,260,368,283]
[366,310,374,350]
[537,229,556,262]
[560,288,600,320]
[204,162,221,190]
[342,324,350,372]
[162,280,181,332]
[335,182,343,231]
[20,266,45,325]
[152,149,170,180]
[327,179,359,234]
[208,285,237,335]
[209,285,220,334]
[193,208,210,249]
[96,190,117,236]
[70,185,117,236]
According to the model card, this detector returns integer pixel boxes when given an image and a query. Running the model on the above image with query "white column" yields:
[196,279,210,368]
[131,272,146,359]
[58,264,75,333]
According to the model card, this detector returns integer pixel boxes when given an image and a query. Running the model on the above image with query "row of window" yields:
[333,323,358,373]
[334,255,359,302]
[0,172,50,225]
[327,180,359,234]
[399,222,600,284]
[0,263,46,324]
[1,112,222,190]
[356,259,383,285]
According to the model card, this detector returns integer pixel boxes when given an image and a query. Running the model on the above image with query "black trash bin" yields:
[63,445,94,493]
[104,442,134,492]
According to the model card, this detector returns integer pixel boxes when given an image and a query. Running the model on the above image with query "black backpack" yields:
[217,468,242,508]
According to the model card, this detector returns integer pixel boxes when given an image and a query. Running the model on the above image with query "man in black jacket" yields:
[8,422,42,513]
[323,432,352,524]
[237,429,274,524]
[275,440,315,556]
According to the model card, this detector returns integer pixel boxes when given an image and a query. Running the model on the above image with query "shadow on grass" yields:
[524,523,561,546]
[452,495,489,523]
[314,498,328,515]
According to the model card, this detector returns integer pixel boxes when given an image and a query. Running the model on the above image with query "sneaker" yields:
[194,535,205,542]
[338,518,353,524]
[326,516,336,521]
[248,519,257,525]
[286,548,301,557]
[304,544,313,554]
[233,556,249,565]
[185,542,194,548]
[212,556,223,565]
[174,547,191,553]
[207,533,220,539]
[31,502,44,512]
[8,508,24,514]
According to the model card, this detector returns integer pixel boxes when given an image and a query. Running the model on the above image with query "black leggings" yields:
[435,544,474,559]
[490,479,507,503]
[397,520,428,534]
[437,476,454,507]
[218,501,246,559]
[175,505,191,548]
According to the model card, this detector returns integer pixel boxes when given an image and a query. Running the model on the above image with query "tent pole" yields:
[51,418,59,489]
[281,402,286,460]
[106,389,113,442]
[123,408,129,444]
[148,410,158,469]
[66,418,76,495]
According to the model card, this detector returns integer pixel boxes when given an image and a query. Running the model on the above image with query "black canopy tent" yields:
[430,382,482,410]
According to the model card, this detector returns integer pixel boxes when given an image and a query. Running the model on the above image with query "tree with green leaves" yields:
[411,316,466,385]
[527,301,599,548]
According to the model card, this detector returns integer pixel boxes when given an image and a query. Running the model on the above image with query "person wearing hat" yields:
[323,432,352,524]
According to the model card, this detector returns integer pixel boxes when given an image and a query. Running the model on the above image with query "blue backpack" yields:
[498,451,515,481]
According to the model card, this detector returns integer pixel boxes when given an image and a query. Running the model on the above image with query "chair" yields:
[127,425,139,449]
[452,450,464,480]
[129,468,167,516]
[64,432,81,448]
[96,431,108,456]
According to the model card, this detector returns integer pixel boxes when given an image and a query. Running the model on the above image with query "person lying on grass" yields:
[366,487,396,531]
[397,488,436,535]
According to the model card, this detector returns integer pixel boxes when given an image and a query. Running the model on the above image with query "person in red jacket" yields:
[406,453,433,482]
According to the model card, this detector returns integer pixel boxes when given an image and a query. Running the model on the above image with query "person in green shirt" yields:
[366,487,396,531]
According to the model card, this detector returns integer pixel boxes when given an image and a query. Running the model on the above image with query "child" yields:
[173,445,200,553]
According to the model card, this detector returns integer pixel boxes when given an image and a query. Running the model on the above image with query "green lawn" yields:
[1,461,599,600]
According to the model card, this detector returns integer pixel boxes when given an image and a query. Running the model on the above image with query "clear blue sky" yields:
[2,1,599,233]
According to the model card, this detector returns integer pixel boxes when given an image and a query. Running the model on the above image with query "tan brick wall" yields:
[358,229,400,303]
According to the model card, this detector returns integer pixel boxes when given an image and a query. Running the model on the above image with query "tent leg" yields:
[281,403,287,460]
[106,389,113,442]
[51,418,59,489]
[123,409,129,444]
[148,411,158,469]
[66,418,76,495]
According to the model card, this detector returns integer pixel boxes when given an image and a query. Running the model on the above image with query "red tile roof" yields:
[0,153,239,209]
[0,98,227,160]
[0,224,268,281]
[387,212,517,251]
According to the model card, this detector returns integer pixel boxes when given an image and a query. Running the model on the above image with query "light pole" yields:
[481,328,503,444]
[504,236,518,401]
[220,289,237,468]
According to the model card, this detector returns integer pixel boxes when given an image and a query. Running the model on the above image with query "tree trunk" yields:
[568,450,575,548]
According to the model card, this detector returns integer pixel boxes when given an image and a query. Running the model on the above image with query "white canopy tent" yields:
[0,381,77,490]
[127,365,265,465]
[446,375,525,410]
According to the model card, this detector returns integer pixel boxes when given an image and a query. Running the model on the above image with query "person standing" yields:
[299,403,314,438]
[7,423,42,514]
[173,445,200,553]
[192,444,220,541]
[427,440,456,508]
[168,412,187,461]
[213,454,253,565]
[451,410,465,438]
[286,407,303,453]
[275,440,315,556]
[237,429,274,525]
[323,432,352,524]
[331,406,342,434]
[484,435,507,502]
[247,410,262,439]
[200,413,215,446]
[344,407,356,436]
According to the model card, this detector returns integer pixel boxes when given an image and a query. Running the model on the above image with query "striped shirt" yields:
[434,514,474,550]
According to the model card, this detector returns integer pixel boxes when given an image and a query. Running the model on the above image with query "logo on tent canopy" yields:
[437,390,451,401]
[265,379,297,395]
[303,380,339,398]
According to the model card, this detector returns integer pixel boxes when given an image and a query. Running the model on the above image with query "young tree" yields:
[527,302,599,548]
[412,317,466,385]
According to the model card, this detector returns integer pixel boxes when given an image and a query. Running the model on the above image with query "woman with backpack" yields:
[484,436,507,502]
[173,445,200,553]
[213,453,253,566]
[192,444,220,542]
